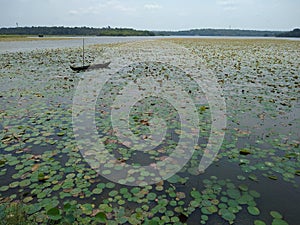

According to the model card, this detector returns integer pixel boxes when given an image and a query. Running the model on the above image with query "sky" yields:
[0,0,299,31]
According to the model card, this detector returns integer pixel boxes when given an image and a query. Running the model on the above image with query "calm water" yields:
[0,36,298,53]
[0,36,157,53]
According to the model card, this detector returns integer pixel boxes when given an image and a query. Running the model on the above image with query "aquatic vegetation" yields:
[0,201,29,225]
[0,38,299,224]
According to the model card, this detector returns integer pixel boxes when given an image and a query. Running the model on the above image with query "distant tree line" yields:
[0,26,155,36]
[153,29,282,37]
[97,28,155,36]
[276,28,300,38]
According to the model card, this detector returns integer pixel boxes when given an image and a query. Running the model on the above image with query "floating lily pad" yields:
[219,208,236,222]
[92,188,103,194]
[237,175,246,181]
[190,190,201,199]
[270,211,283,219]
[81,203,94,215]
[105,182,115,189]
[95,212,107,223]
[47,207,61,221]
[227,189,241,199]
[201,206,212,215]
[108,190,118,197]
[248,174,258,182]
[19,179,31,187]
[247,206,260,216]
[131,187,141,194]
[271,219,289,225]
[23,196,33,203]
[238,184,248,192]
[206,205,218,213]
[238,194,253,204]
[190,200,200,207]
[147,193,157,201]
[254,220,267,225]
[249,190,261,198]
[0,185,9,191]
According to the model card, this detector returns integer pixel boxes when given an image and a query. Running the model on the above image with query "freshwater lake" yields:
[0,37,299,225]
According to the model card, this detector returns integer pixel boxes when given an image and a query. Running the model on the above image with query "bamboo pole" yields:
[82,38,85,67]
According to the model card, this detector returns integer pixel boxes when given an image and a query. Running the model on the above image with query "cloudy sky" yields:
[0,0,299,31]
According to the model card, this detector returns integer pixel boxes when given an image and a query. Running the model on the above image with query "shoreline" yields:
[0,35,78,42]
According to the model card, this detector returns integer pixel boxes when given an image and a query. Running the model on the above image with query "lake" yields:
[0,38,299,225]
[0,36,158,53]
[0,36,298,53]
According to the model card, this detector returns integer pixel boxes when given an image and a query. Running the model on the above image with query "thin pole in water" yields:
[82,38,85,67]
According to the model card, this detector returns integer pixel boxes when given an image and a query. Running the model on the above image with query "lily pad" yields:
[272,219,289,225]
[219,208,236,222]
[146,193,157,201]
[238,184,248,192]
[270,211,283,219]
[190,190,201,199]
[254,220,267,225]
[95,212,107,223]
[248,174,258,182]
[249,190,261,198]
[47,207,61,221]
[247,206,260,216]
[227,189,241,199]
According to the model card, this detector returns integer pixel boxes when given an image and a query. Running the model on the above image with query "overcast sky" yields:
[0,0,299,31]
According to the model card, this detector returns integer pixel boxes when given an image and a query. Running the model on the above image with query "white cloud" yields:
[112,4,136,12]
[217,0,238,11]
[68,10,79,15]
[69,0,136,15]
[144,3,162,10]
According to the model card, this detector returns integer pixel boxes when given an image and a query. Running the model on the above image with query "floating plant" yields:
[0,38,299,224]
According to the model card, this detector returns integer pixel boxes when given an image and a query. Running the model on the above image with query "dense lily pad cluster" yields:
[172,39,299,183]
[0,39,299,224]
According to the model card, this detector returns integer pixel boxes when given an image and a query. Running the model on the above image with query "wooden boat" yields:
[70,65,90,72]
[69,38,111,72]
[70,61,111,72]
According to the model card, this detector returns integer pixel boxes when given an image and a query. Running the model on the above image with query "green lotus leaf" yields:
[271,219,289,225]
[147,193,157,201]
[227,189,241,199]
[254,220,267,225]
[95,212,107,223]
[270,211,283,219]
[47,207,61,221]
[219,208,236,222]
[247,206,260,216]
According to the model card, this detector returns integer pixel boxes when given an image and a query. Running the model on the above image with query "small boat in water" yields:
[69,38,111,72]
[70,61,111,72]
[70,65,90,72]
